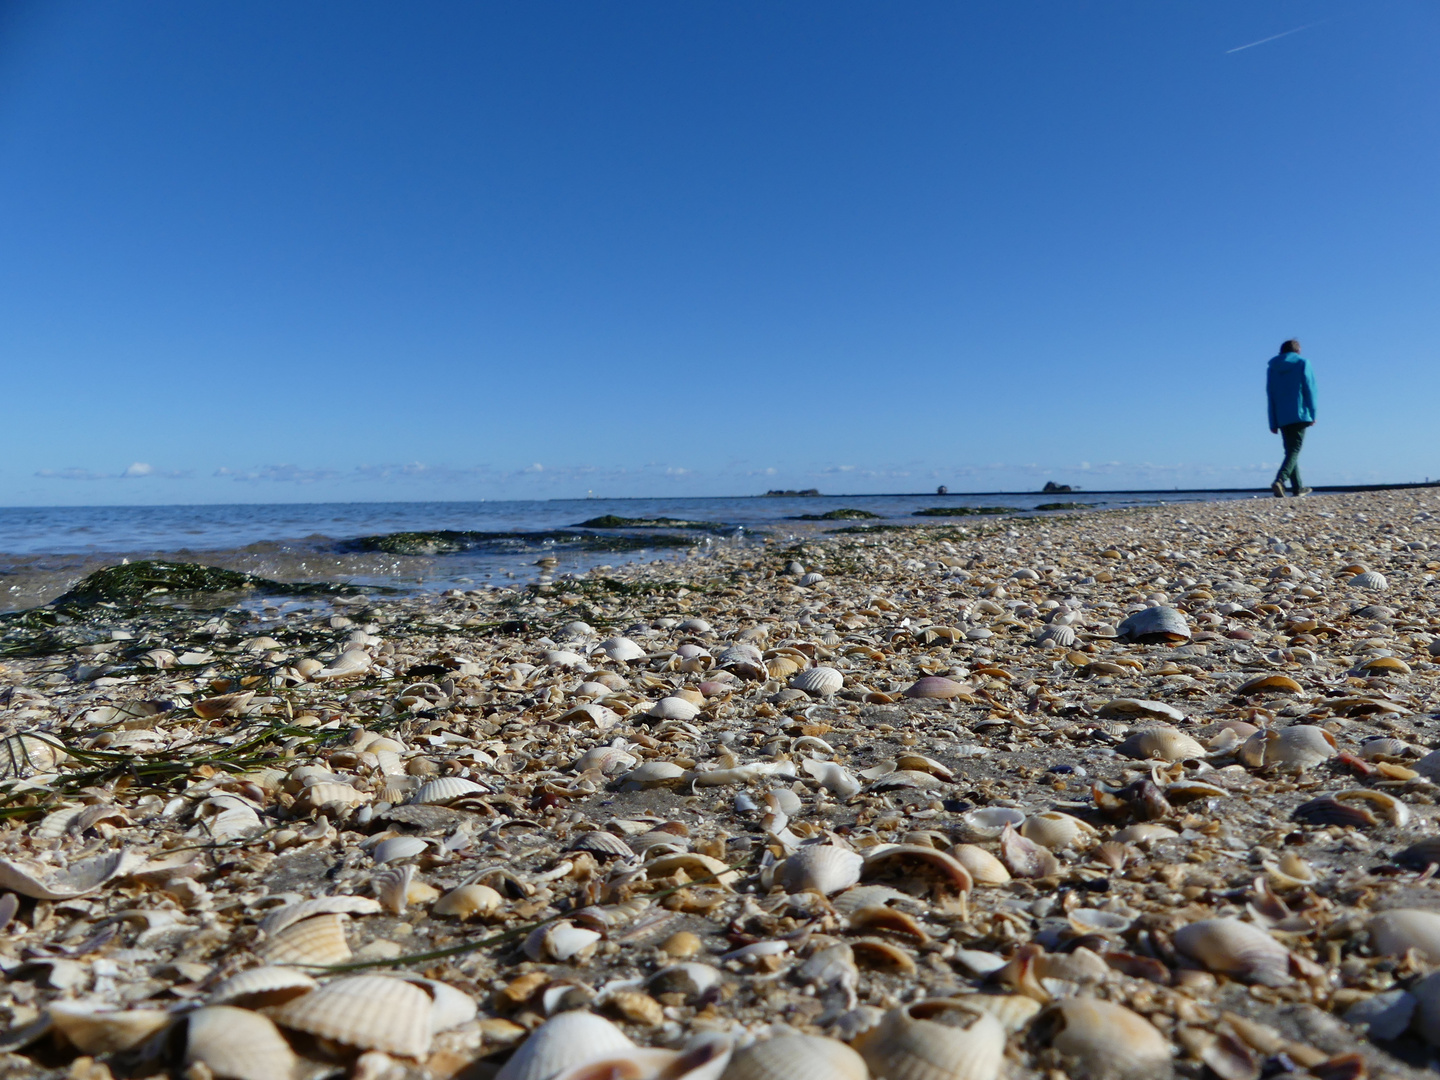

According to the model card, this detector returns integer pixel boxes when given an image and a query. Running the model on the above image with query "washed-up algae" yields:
[1035,502,1092,511]
[786,508,881,521]
[573,515,731,531]
[912,505,1018,517]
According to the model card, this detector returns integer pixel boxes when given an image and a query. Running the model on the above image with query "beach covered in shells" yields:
[3,490,1440,1079]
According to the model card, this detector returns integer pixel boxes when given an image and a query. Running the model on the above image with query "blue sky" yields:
[1,1,1436,505]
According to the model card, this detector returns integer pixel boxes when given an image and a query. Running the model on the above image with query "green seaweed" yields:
[1035,502,1090,511]
[787,508,881,521]
[912,506,1017,517]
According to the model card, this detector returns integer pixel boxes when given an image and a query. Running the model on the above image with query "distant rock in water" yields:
[1042,481,1074,493]
[574,515,725,531]
[937,485,948,495]
[787,508,881,521]
[1035,502,1089,511]
[912,506,1016,517]
[764,489,821,497]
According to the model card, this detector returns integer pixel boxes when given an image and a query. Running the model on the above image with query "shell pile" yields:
[4,490,1440,1078]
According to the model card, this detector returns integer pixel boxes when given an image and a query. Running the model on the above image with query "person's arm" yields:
[1302,360,1317,423]
[1267,368,1278,433]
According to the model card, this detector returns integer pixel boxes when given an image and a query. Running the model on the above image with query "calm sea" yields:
[0,491,1256,612]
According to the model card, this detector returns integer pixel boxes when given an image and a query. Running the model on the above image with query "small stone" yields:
[662,930,702,958]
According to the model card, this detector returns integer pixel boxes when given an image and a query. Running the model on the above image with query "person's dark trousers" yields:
[1275,422,1308,495]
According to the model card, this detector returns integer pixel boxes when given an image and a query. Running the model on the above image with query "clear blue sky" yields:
[2,1,1436,505]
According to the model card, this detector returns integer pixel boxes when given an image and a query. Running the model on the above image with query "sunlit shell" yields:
[259,913,352,966]
[260,896,382,935]
[1253,725,1337,769]
[553,1042,732,1080]
[313,647,372,680]
[800,758,863,799]
[297,781,371,811]
[1099,697,1185,722]
[270,974,434,1058]
[0,849,141,900]
[862,845,972,895]
[856,998,1006,1080]
[1037,997,1171,1080]
[798,572,826,586]
[723,1034,868,1080]
[0,733,62,779]
[193,690,255,719]
[523,920,602,962]
[1020,811,1094,850]
[1348,570,1388,591]
[950,993,1041,1033]
[902,676,970,699]
[47,1001,171,1054]
[619,761,688,790]
[781,843,864,895]
[1035,624,1077,648]
[1116,725,1204,762]
[956,806,1026,841]
[433,883,504,920]
[648,962,724,1000]
[947,844,1011,885]
[372,863,416,914]
[545,649,589,670]
[495,1010,637,1080]
[1370,909,1440,963]
[411,776,488,804]
[1173,918,1291,986]
[1234,674,1303,696]
[789,666,844,696]
[645,852,739,888]
[714,644,767,680]
[208,966,318,1008]
[185,1005,298,1080]
[559,703,622,730]
[648,696,702,721]
[394,974,479,1036]
[598,636,648,663]
[1067,908,1133,936]
[1111,823,1178,844]
[1116,606,1190,643]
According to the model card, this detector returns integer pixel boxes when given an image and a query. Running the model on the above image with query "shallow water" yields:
[0,491,1259,612]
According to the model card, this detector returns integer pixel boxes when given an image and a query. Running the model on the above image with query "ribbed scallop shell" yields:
[372,863,416,914]
[0,849,140,900]
[46,1002,171,1054]
[270,974,433,1058]
[1173,918,1290,986]
[780,843,863,895]
[411,776,488,804]
[1258,725,1336,769]
[902,676,969,699]
[947,844,1010,885]
[723,1034,868,1080]
[1116,606,1190,643]
[857,999,1006,1080]
[648,696,702,721]
[1370,909,1440,963]
[313,648,371,680]
[798,572,826,587]
[259,913,352,966]
[598,636,647,662]
[789,666,843,696]
[193,690,254,720]
[568,829,635,858]
[1039,997,1171,1080]
[208,966,318,1008]
[495,1010,636,1080]
[1348,571,1388,591]
[373,836,429,864]
[0,733,61,780]
[186,1006,298,1080]
[1020,812,1093,850]
[1035,624,1077,648]
[260,896,382,935]
[1117,725,1205,762]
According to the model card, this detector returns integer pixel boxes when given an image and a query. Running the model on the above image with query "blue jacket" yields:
[1267,352,1316,430]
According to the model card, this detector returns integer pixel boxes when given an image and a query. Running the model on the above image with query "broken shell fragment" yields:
[1037,997,1172,1080]
[856,998,1007,1080]
[1174,918,1291,986]
[1117,726,1205,762]
[0,849,141,900]
[47,1001,172,1055]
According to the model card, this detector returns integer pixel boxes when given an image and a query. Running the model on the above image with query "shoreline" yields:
[2,488,1440,1077]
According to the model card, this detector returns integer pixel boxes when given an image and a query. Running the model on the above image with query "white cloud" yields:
[123,462,153,477]
[37,463,190,480]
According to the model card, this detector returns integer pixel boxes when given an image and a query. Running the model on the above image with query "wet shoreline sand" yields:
[3,488,1440,1077]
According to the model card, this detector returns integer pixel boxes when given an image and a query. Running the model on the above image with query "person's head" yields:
[1280,339,1301,355]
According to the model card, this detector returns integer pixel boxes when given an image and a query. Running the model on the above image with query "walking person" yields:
[1267,339,1316,498]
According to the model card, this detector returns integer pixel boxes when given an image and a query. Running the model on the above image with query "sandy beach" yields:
[3,488,1440,1079]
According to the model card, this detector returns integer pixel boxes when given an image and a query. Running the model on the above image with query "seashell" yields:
[619,761,688,790]
[862,844,973,896]
[523,919,602,962]
[209,966,318,1008]
[0,849,141,900]
[714,644,767,680]
[270,973,434,1058]
[999,824,1059,879]
[648,696,702,721]
[292,657,324,679]
[373,863,416,914]
[1111,823,1178,844]
[1036,997,1171,1080]
[1358,736,1413,761]
[1369,908,1440,963]
[1359,655,1411,676]
[559,703,622,730]
[598,636,648,663]
[1249,725,1336,770]
[568,829,636,859]
[495,1010,637,1080]
[649,962,724,1000]
[1343,988,1415,1041]
[1235,674,1303,696]
[391,974,478,1037]
[902,676,971,699]
[856,998,1006,1080]
[313,647,371,680]
[1173,918,1291,986]
[1116,606,1190,643]
[1117,725,1205,762]
[1035,624,1077,648]
[545,649,590,670]
[1099,698,1185,722]
[1348,570,1388,591]
[781,843,864,895]
[723,1033,868,1080]
[141,647,177,669]
[956,806,1026,841]
[373,835,430,864]
[948,844,1011,885]
[0,733,62,779]
[47,1001,171,1054]
[193,690,255,719]
[645,852,739,888]
[297,781,371,810]
[260,895,382,935]
[951,993,1041,1034]
[411,776,489,804]
[553,1042,732,1080]
[434,883,503,920]
[185,1005,298,1080]
[800,758,862,798]
[789,666,844,696]
[260,912,353,966]
[1020,811,1094,850]
[677,617,712,633]
[798,572,826,586]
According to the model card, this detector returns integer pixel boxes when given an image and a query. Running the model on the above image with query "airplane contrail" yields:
[1226,19,1328,54]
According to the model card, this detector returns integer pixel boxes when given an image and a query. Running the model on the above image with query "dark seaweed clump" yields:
[912,506,1017,517]
[347,530,699,557]
[574,516,729,532]
[1035,502,1091,511]
[51,561,280,607]
[787,508,881,521]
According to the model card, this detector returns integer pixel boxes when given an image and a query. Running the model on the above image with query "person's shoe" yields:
[1295,487,1313,498]
[1270,481,1285,498]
